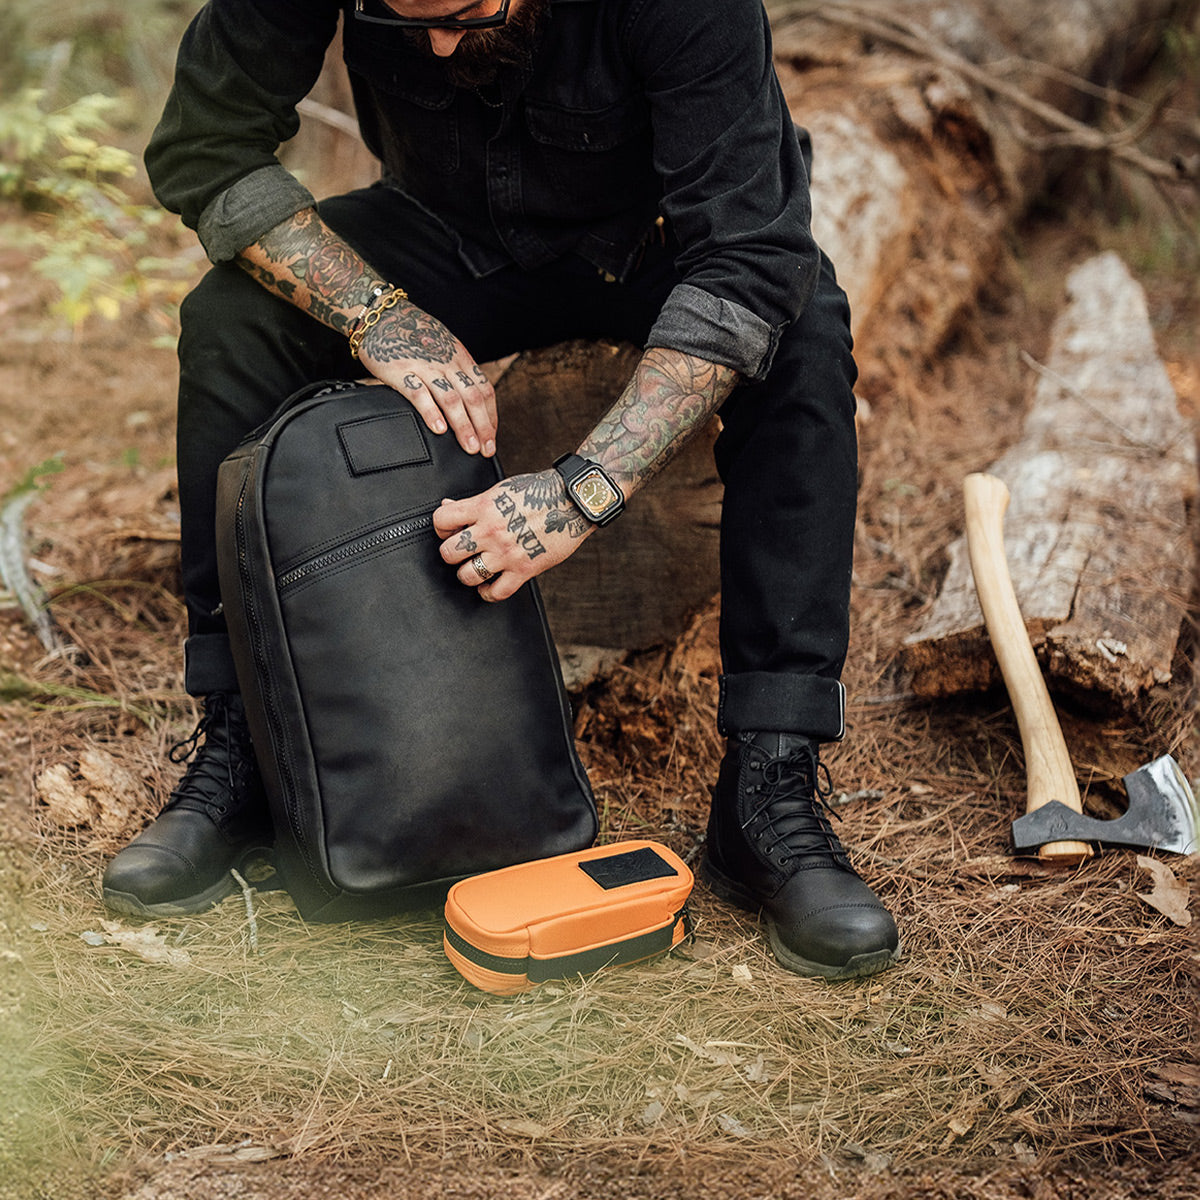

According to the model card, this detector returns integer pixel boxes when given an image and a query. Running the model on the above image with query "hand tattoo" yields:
[455,528,478,553]
[505,472,566,511]
[545,507,588,538]
[364,306,459,365]
[507,471,588,540]
[493,490,547,560]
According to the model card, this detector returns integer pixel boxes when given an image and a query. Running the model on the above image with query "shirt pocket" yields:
[523,95,652,216]
[342,36,460,174]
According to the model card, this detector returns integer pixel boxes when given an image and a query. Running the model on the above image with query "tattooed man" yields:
[102,0,901,980]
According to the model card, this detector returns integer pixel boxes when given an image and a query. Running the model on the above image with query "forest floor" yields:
[1,106,1198,1200]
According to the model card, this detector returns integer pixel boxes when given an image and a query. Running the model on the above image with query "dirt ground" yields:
[2,117,1199,1200]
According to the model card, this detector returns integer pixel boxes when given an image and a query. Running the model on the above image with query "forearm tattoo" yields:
[581,347,738,493]
[236,207,387,334]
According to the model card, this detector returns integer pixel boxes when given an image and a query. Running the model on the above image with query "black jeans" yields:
[176,185,857,740]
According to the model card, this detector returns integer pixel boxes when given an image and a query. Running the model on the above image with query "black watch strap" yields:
[553,454,625,526]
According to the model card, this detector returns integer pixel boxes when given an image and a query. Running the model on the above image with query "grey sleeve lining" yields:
[196,165,317,263]
[645,283,781,382]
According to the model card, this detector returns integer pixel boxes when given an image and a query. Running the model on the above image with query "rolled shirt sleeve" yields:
[646,284,781,382]
[197,164,317,263]
[145,0,339,262]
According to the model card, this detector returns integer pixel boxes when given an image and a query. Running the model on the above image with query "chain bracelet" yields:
[348,286,409,358]
[349,283,389,331]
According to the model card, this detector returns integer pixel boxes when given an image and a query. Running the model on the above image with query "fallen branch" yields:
[296,97,363,142]
[0,490,61,652]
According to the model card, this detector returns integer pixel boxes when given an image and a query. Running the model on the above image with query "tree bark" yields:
[900,252,1197,709]
[490,342,723,651]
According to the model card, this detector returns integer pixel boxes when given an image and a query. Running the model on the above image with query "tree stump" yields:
[490,341,723,651]
[901,252,1197,709]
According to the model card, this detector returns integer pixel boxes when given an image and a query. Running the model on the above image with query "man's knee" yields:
[179,262,279,347]
[771,253,856,396]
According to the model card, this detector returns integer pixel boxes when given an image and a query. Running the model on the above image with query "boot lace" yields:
[163,695,251,819]
[742,743,852,871]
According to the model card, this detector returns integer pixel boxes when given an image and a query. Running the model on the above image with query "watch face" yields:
[573,469,619,518]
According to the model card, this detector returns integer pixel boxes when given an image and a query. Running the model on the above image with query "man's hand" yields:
[357,301,497,458]
[236,207,497,457]
[434,469,592,601]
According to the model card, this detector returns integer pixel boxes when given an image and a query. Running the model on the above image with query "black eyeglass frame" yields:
[353,0,511,30]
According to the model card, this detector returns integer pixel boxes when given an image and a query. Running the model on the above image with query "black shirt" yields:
[146,0,820,379]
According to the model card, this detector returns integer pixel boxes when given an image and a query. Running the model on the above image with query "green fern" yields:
[0,88,192,326]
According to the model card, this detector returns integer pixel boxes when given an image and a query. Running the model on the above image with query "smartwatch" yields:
[553,453,625,526]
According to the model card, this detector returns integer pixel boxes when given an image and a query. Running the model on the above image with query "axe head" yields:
[1011,754,1199,856]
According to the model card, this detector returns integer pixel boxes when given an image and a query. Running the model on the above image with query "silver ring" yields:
[470,554,494,582]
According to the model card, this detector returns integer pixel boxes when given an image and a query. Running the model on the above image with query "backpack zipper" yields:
[276,512,435,592]
[234,470,318,876]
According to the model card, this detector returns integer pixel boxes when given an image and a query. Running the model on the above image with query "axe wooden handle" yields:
[963,473,1093,864]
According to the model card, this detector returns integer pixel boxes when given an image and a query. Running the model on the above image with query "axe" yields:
[963,473,1199,861]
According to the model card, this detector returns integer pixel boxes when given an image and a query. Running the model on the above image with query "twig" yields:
[987,55,1193,134]
[1018,349,1194,459]
[296,97,364,142]
[1011,84,1176,153]
[230,868,260,955]
[829,787,886,809]
[0,491,62,652]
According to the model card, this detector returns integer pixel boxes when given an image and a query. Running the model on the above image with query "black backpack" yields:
[215,380,597,921]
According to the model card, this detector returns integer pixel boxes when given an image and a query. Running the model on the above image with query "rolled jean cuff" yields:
[184,633,241,697]
[718,672,846,742]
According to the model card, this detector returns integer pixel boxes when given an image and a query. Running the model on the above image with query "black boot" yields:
[701,731,900,980]
[102,693,273,917]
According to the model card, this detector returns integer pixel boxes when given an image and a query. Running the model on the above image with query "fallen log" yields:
[901,251,1197,710]
[772,0,1194,393]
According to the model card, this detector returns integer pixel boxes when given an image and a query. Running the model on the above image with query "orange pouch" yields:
[444,840,694,995]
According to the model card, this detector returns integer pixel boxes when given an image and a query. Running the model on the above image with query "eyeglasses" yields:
[353,0,511,31]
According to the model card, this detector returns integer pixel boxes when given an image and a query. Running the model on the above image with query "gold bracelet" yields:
[348,286,409,358]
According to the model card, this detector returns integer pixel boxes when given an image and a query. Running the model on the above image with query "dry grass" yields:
[11,805,1195,1171]
[1,208,1198,1199]
[4,506,1197,1186]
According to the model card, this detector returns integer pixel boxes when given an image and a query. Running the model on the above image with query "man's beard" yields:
[407,0,548,89]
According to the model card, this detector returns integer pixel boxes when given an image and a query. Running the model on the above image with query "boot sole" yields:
[766,924,901,981]
[102,847,274,918]
[700,853,901,982]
